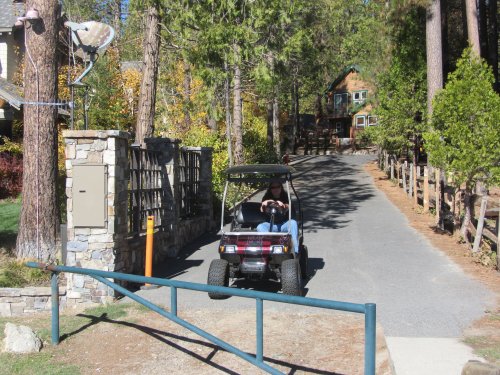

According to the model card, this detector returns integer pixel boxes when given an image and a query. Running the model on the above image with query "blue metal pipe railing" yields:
[26,262,376,375]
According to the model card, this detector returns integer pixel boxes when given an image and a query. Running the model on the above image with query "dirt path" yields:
[48,308,391,375]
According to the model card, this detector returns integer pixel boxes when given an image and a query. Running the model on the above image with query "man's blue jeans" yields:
[256,220,299,253]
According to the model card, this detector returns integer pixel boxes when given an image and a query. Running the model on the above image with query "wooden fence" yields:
[379,153,499,270]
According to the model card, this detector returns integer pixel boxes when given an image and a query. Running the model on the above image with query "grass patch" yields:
[0,352,80,375]
[465,335,500,364]
[0,197,21,251]
[0,302,142,374]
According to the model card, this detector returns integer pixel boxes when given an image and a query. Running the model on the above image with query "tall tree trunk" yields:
[207,86,217,133]
[293,79,299,140]
[487,0,498,91]
[478,0,488,57]
[232,48,244,165]
[272,95,280,157]
[135,2,161,145]
[442,0,450,77]
[182,59,192,131]
[224,61,233,167]
[16,0,59,261]
[460,187,473,243]
[112,0,121,46]
[465,0,481,55]
[426,0,444,116]
[267,100,273,151]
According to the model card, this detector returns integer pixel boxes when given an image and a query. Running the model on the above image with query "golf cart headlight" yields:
[272,245,286,254]
[223,245,236,253]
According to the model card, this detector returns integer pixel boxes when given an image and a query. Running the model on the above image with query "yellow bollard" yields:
[145,216,154,286]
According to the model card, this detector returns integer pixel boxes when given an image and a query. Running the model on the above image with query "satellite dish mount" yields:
[65,21,115,129]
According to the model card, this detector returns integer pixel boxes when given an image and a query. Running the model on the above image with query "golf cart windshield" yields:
[221,164,301,233]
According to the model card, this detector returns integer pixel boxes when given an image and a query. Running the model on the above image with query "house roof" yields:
[0,77,70,117]
[324,64,362,95]
[0,0,24,32]
[0,77,23,109]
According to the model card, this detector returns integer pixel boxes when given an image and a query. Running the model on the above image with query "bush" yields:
[0,153,22,199]
[0,258,50,288]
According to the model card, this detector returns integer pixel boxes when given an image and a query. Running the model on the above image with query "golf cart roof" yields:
[225,164,296,183]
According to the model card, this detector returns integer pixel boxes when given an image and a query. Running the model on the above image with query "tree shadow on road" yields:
[293,156,376,232]
[152,231,220,279]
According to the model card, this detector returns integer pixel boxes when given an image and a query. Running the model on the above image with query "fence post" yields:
[416,166,421,206]
[409,163,414,198]
[435,168,441,227]
[364,303,376,375]
[413,164,418,206]
[402,163,407,193]
[423,167,429,213]
[51,271,59,345]
[390,159,394,180]
[497,199,500,271]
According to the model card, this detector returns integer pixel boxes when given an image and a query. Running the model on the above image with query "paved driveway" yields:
[133,155,495,373]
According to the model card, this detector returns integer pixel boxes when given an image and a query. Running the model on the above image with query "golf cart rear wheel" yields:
[208,259,229,299]
[300,245,309,279]
[281,259,302,296]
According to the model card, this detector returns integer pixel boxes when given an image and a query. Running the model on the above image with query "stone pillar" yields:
[63,130,130,304]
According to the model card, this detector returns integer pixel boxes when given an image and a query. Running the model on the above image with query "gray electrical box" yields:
[72,165,107,227]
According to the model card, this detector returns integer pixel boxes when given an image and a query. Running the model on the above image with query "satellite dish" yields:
[67,21,115,62]
[64,20,115,130]
[65,21,115,84]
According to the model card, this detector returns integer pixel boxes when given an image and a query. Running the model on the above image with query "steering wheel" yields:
[264,201,286,215]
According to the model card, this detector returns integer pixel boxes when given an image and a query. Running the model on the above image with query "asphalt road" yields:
[134,155,494,339]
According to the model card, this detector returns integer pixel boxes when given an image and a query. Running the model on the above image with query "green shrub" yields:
[0,259,50,288]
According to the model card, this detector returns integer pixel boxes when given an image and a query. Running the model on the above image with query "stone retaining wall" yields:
[0,287,66,317]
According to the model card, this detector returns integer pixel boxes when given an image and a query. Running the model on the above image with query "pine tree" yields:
[424,48,500,238]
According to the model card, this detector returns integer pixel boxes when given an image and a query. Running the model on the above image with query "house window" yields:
[335,122,343,135]
[334,93,349,112]
[352,90,367,105]
[368,115,378,126]
[355,115,366,128]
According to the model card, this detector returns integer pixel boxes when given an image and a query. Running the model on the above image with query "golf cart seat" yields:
[235,202,266,229]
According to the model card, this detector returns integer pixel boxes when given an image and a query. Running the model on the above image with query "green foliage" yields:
[175,126,229,199]
[357,126,380,148]
[424,48,500,190]
[373,6,427,157]
[0,259,50,287]
[0,136,23,156]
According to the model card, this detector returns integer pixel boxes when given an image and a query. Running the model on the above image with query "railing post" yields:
[51,271,60,345]
[171,286,177,316]
[256,298,263,362]
[364,303,376,375]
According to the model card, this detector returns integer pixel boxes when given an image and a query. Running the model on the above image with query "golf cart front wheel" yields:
[207,259,229,299]
[281,259,302,296]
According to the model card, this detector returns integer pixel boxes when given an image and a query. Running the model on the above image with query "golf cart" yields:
[207,164,308,298]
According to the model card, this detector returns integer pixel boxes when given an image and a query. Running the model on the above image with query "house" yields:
[324,65,377,139]
[0,0,24,137]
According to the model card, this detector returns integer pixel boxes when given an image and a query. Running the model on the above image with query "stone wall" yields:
[0,287,66,317]
[62,131,214,304]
